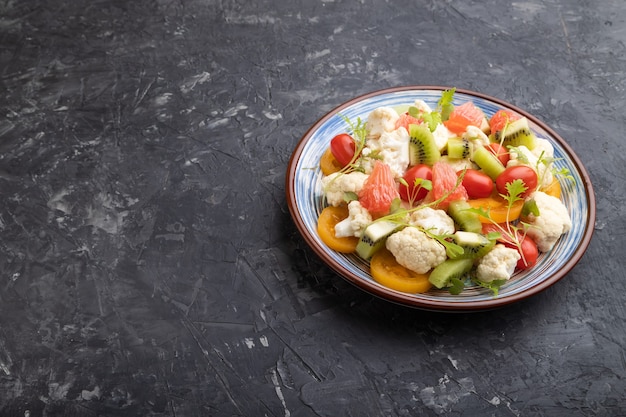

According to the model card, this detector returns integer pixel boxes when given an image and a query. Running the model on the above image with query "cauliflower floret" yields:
[463,125,490,147]
[507,145,554,189]
[476,244,521,283]
[412,99,432,113]
[432,123,455,152]
[334,200,373,238]
[408,207,455,235]
[360,128,410,177]
[522,191,572,252]
[366,107,399,139]
[531,138,554,159]
[385,227,447,274]
[321,171,369,207]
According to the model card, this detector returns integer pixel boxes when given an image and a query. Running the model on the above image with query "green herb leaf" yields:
[553,166,574,182]
[474,278,507,297]
[343,191,358,203]
[448,277,465,295]
[438,88,456,121]
[522,198,540,217]
[408,106,422,118]
[507,146,530,164]
[389,197,403,214]
[415,178,433,191]
[502,179,527,205]
[422,229,464,259]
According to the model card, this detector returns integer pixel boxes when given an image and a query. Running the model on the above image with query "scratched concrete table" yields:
[0,1,624,416]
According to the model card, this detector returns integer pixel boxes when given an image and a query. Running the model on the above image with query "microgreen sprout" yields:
[407,87,456,131]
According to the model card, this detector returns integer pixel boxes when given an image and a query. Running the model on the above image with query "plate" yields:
[285,86,595,311]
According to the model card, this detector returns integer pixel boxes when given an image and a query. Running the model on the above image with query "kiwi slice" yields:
[450,231,495,259]
[472,145,505,180]
[447,137,472,159]
[494,117,537,150]
[429,258,474,289]
[356,221,402,260]
[448,200,482,233]
[408,124,440,166]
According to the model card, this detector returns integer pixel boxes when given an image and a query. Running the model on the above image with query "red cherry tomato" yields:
[459,169,494,199]
[496,165,538,198]
[330,134,357,167]
[513,234,539,270]
[399,164,432,204]
[486,143,510,166]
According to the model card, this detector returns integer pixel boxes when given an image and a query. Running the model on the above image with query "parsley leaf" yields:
[473,278,507,296]
[522,198,540,217]
[438,88,456,121]
[448,277,465,295]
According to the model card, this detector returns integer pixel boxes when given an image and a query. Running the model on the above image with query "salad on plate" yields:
[316,88,573,296]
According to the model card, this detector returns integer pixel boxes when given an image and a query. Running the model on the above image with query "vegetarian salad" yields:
[317,88,572,296]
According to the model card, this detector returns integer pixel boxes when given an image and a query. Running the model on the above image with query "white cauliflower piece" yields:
[432,123,455,152]
[463,125,490,147]
[507,145,554,189]
[385,227,447,274]
[522,191,572,252]
[531,138,554,159]
[360,128,410,177]
[321,171,369,207]
[408,207,455,235]
[439,155,478,172]
[366,107,399,139]
[476,244,521,283]
[334,200,373,238]
[412,99,432,113]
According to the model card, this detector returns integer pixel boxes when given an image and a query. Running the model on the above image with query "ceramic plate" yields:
[286,86,595,311]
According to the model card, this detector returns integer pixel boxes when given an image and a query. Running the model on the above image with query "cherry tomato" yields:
[514,234,539,270]
[398,164,432,204]
[330,133,357,167]
[496,165,538,198]
[486,143,510,166]
[459,169,494,199]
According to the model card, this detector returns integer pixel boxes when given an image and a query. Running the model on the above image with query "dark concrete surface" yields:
[0,0,624,416]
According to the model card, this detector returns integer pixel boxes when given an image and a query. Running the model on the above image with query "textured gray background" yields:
[0,0,624,416]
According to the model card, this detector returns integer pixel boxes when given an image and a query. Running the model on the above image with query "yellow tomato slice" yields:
[319,147,343,176]
[466,194,524,224]
[541,178,562,199]
[317,206,359,253]
[370,249,432,294]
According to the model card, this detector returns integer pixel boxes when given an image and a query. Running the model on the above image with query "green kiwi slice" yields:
[472,146,505,180]
[429,258,474,289]
[408,124,440,166]
[447,137,472,159]
[447,200,482,233]
[494,117,537,150]
[355,221,402,260]
[450,231,495,259]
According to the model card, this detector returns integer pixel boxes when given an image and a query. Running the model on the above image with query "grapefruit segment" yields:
[443,101,485,134]
[431,161,468,210]
[489,109,521,134]
[358,161,400,218]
